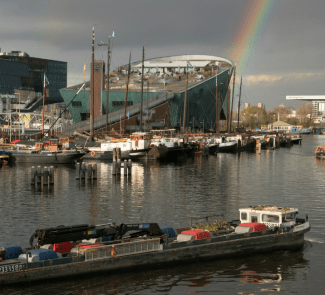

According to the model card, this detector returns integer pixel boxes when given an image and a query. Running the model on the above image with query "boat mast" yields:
[230,66,236,132]
[140,43,144,132]
[106,36,111,132]
[123,51,131,133]
[90,25,95,141]
[182,62,189,133]
[42,72,46,138]
[237,76,242,128]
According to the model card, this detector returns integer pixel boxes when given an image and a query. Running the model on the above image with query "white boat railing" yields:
[84,238,161,261]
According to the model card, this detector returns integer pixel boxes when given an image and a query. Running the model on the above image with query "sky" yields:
[1,0,325,109]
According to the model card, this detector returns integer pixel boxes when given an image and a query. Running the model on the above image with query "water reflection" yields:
[0,135,322,294]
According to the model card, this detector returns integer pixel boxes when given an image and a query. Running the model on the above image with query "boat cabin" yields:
[239,206,298,228]
[130,132,152,150]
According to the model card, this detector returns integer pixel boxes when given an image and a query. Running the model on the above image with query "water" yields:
[1,135,325,294]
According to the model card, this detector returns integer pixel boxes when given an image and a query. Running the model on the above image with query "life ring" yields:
[90,151,96,157]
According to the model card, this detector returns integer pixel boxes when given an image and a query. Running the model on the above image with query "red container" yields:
[238,223,267,232]
[181,230,211,240]
[53,242,73,253]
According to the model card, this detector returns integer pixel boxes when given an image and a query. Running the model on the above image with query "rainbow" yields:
[229,0,276,76]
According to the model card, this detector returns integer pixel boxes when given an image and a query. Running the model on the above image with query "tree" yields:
[296,103,312,126]
[272,105,291,122]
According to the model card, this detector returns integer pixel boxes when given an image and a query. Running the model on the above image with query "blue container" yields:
[0,151,5,156]
[0,245,23,259]
[28,249,58,261]
[160,226,177,238]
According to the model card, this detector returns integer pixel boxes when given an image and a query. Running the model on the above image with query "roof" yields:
[272,121,291,126]
[135,61,211,68]
[239,206,298,213]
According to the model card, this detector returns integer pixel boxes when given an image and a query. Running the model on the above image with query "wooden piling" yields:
[128,159,132,174]
[117,159,121,175]
[87,164,92,180]
[117,148,121,161]
[76,163,80,179]
[31,166,36,185]
[49,166,54,184]
[43,167,49,186]
[113,160,117,175]
[36,166,42,184]
[113,148,117,162]
[93,163,97,179]
[81,163,86,179]
[124,160,127,175]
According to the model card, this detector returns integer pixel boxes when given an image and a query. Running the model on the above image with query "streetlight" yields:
[14,93,20,139]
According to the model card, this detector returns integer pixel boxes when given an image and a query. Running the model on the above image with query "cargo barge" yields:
[0,206,310,286]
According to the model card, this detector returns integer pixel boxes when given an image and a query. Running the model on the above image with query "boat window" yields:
[251,216,258,223]
[262,214,279,223]
[282,212,296,221]
[241,212,247,220]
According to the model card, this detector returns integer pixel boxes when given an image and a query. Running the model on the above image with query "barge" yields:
[0,206,310,285]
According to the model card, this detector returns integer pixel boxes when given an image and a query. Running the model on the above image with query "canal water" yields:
[0,135,324,294]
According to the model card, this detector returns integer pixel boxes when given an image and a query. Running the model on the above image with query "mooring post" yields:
[31,166,36,185]
[93,163,97,179]
[30,166,35,185]
[87,164,92,180]
[49,166,54,184]
[128,159,132,174]
[76,163,80,179]
[117,159,121,175]
[36,166,42,185]
[123,160,127,175]
[113,160,117,175]
[43,167,49,186]
[81,162,86,179]
[117,148,121,161]
[273,137,276,148]
[113,148,117,162]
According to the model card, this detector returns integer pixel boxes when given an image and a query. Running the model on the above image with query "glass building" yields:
[0,51,67,104]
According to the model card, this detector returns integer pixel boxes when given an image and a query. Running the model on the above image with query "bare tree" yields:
[296,103,312,125]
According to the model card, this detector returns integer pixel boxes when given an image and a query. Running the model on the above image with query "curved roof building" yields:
[60,54,235,133]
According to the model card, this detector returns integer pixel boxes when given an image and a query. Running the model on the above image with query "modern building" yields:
[286,95,325,122]
[0,51,67,106]
[60,54,235,132]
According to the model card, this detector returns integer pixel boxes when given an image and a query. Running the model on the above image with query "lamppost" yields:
[14,93,20,139]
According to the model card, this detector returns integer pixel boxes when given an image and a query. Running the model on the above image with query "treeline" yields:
[234,103,313,129]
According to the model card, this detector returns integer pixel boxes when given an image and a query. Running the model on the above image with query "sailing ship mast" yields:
[182,62,189,133]
[42,72,46,138]
[123,52,131,133]
[229,66,236,132]
[90,25,95,141]
[237,76,242,128]
[140,43,145,132]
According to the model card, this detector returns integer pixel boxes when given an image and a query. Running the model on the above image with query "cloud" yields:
[245,71,325,86]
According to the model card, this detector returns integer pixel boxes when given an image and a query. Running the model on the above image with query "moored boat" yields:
[0,205,310,286]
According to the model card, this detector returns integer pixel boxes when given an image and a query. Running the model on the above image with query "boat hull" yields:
[82,151,130,161]
[218,142,237,153]
[0,224,309,286]
[7,151,85,164]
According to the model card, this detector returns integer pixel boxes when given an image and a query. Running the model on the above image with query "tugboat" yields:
[0,205,310,285]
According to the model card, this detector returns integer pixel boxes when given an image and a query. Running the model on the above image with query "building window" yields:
[72,101,82,107]
[112,101,133,107]
[80,113,90,121]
